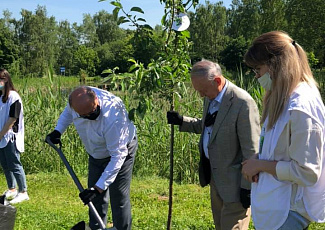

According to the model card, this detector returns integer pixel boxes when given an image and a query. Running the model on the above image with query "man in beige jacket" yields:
[167,60,260,230]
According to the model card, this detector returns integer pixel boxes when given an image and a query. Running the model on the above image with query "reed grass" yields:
[0,69,323,229]
[6,69,325,184]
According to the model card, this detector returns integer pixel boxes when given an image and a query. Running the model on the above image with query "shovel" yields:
[46,137,115,230]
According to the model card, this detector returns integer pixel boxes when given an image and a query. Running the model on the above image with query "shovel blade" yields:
[70,221,117,230]
[70,221,91,230]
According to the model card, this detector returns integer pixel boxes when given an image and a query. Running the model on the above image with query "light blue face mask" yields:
[0,85,4,90]
[258,72,272,90]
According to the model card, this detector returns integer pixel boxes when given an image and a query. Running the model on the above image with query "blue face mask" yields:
[258,72,272,90]
[0,85,4,90]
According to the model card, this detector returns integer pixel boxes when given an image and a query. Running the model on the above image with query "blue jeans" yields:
[278,210,310,230]
[0,140,27,192]
[88,135,137,230]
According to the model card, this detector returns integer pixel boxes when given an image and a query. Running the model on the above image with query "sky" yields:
[1,0,232,28]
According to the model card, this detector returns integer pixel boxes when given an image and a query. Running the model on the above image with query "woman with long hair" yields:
[0,69,28,204]
[242,31,325,229]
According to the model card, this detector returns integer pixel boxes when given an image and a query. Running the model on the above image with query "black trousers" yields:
[88,136,137,230]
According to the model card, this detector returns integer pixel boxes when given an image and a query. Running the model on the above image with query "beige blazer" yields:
[180,81,260,202]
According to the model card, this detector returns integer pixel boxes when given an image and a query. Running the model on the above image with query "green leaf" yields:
[142,24,153,30]
[118,16,129,25]
[102,69,113,74]
[110,1,122,8]
[137,18,146,22]
[175,91,182,99]
[128,59,137,64]
[128,66,137,72]
[161,14,167,25]
[121,82,125,91]
[130,7,144,14]
[113,7,120,20]
[181,30,190,38]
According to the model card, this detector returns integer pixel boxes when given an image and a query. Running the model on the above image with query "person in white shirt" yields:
[242,31,325,230]
[0,69,29,204]
[46,86,137,230]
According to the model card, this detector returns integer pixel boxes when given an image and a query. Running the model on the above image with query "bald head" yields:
[69,87,98,116]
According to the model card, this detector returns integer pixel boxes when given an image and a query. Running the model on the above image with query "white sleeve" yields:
[95,102,130,190]
[55,104,74,134]
[276,110,323,186]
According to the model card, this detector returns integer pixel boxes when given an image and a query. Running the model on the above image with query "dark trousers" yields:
[88,136,137,230]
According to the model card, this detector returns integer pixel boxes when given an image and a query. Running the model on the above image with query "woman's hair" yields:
[0,69,16,103]
[244,31,317,130]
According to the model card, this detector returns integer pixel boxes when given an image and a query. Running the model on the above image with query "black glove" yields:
[79,187,100,205]
[167,111,183,125]
[45,130,61,145]
[240,188,251,209]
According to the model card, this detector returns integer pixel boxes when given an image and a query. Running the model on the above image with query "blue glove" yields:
[79,187,100,205]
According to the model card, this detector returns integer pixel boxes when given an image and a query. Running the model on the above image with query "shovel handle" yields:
[46,137,107,229]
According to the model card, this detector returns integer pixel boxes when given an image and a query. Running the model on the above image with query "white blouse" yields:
[0,90,24,152]
[252,82,325,230]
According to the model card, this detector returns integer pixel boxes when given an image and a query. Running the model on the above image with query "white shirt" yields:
[203,80,228,158]
[252,82,325,229]
[0,90,24,152]
[55,87,136,190]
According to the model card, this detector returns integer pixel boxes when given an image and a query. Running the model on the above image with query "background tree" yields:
[259,0,286,33]
[92,11,133,74]
[285,0,325,67]
[14,6,57,77]
[0,15,19,70]
[227,0,260,42]
[130,25,164,67]
[79,13,100,48]
[93,10,125,45]
[74,45,100,77]
[1,0,325,75]
[188,1,227,62]
[56,20,79,76]
[220,35,249,71]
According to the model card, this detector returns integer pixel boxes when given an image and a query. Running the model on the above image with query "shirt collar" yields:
[212,79,228,104]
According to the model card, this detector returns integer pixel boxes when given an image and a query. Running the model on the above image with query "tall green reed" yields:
[6,68,324,184]
[14,76,90,175]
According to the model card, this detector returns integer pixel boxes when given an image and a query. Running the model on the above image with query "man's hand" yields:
[167,111,183,126]
[79,187,100,205]
[45,130,61,145]
[240,188,251,209]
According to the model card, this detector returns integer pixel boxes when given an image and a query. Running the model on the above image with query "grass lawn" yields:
[0,173,324,229]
